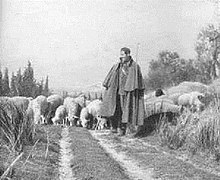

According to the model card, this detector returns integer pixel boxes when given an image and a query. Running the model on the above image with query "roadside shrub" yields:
[0,100,35,152]
[158,99,220,161]
[158,110,198,149]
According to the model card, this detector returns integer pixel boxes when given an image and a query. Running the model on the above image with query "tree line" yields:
[0,61,50,97]
[144,24,220,92]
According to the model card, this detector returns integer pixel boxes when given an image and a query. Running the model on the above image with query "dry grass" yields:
[0,100,35,153]
[192,105,220,153]
[157,97,220,161]
[0,99,35,179]
[158,110,198,149]
[0,99,61,179]
[0,125,61,180]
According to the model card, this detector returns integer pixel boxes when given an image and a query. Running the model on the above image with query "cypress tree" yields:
[16,68,23,96]
[2,68,10,96]
[34,79,44,97]
[0,68,2,96]
[10,72,18,96]
[22,61,35,97]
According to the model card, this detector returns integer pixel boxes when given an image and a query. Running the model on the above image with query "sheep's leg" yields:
[95,118,99,131]
[66,117,69,126]
[63,117,65,126]
[95,116,101,130]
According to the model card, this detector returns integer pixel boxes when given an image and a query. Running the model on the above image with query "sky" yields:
[0,0,218,91]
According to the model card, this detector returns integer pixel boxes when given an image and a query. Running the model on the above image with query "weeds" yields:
[157,97,220,161]
[0,100,35,153]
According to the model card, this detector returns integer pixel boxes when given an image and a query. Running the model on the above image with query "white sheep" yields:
[52,105,67,125]
[80,107,90,128]
[64,97,80,126]
[86,99,107,130]
[28,95,49,124]
[178,91,205,112]
[46,94,64,124]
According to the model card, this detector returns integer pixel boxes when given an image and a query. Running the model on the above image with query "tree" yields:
[0,68,2,95]
[145,51,181,89]
[146,59,170,90]
[158,50,180,66]
[16,68,23,96]
[34,79,44,97]
[195,24,220,80]
[2,68,10,96]
[38,79,44,96]
[43,76,49,97]
[94,92,98,99]
[22,61,35,97]
[144,50,206,91]
[191,59,212,84]
[10,72,18,96]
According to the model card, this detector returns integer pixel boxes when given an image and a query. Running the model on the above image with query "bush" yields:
[158,110,199,150]
[0,100,35,152]
[157,100,220,160]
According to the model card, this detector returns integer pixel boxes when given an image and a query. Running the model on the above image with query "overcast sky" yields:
[0,0,218,91]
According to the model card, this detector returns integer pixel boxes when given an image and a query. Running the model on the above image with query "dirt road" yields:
[5,125,220,179]
[90,130,220,180]
[59,127,75,180]
[64,127,131,180]
[59,127,220,180]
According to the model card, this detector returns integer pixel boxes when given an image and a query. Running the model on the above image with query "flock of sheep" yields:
[144,81,216,119]
[0,93,106,130]
[0,81,218,133]
[26,94,106,129]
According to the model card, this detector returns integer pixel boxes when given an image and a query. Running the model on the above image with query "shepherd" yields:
[100,47,145,136]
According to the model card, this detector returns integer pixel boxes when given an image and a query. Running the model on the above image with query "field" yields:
[0,125,61,180]
[2,85,220,179]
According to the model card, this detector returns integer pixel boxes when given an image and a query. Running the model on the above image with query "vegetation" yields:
[0,125,61,180]
[0,61,50,98]
[1,23,220,178]
[144,24,220,92]
[139,24,220,164]
[0,100,34,152]
[155,104,220,161]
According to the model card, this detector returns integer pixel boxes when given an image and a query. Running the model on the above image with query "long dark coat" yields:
[100,58,145,126]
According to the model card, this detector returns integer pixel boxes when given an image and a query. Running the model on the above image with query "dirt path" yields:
[91,130,220,180]
[59,127,220,180]
[68,127,131,180]
[90,130,155,180]
[59,127,75,180]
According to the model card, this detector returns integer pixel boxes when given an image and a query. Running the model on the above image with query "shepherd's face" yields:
[120,50,130,63]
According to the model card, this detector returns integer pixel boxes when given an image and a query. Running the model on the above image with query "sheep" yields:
[9,96,30,111]
[85,100,91,106]
[79,107,90,128]
[52,105,67,125]
[74,94,86,109]
[86,99,107,129]
[46,94,63,124]
[28,95,49,124]
[64,97,80,126]
[145,96,182,118]
[178,91,205,112]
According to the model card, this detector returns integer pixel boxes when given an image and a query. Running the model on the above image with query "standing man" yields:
[100,47,145,136]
